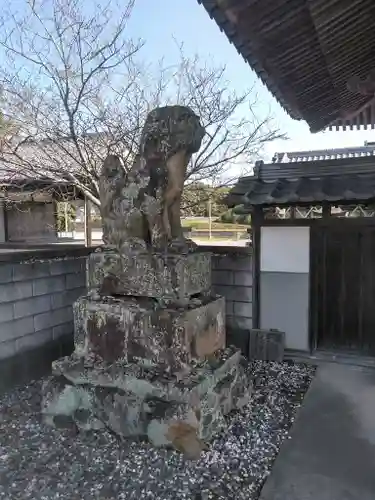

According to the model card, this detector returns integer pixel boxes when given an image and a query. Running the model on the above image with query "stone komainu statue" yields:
[100,105,205,251]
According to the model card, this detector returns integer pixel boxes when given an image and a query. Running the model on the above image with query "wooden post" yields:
[64,202,69,233]
[1,199,7,243]
[252,206,263,329]
[322,203,331,219]
[53,200,59,240]
[84,196,92,247]
[208,197,212,240]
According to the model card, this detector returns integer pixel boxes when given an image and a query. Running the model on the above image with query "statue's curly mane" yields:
[140,106,204,160]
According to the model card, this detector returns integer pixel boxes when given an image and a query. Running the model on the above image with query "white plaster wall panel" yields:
[260,226,310,273]
[260,272,309,351]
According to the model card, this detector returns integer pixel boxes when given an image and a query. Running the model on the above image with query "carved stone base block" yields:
[248,328,285,362]
[73,294,225,368]
[41,347,252,452]
[88,249,211,302]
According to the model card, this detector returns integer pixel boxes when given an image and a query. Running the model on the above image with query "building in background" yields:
[0,178,79,244]
[228,147,375,357]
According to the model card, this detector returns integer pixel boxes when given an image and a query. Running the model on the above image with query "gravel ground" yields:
[0,361,315,500]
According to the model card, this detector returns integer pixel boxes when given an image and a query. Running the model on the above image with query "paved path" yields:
[60,231,249,247]
[260,363,375,500]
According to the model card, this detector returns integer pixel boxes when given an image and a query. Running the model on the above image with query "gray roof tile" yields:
[228,174,375,207]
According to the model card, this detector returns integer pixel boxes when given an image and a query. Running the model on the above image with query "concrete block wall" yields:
[206,247,253,330]
[0,256,86,362]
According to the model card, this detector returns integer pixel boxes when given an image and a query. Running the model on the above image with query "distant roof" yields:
[0,133,130,187]
[228,153,375,208]
[272,144,375,163]
[0,135,98,184]
[198,0,375,132]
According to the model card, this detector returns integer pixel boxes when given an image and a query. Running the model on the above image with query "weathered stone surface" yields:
[41,105,252,459]
[248,328,285,362]
[42,347,252,452]
[41,375,105,431]
[73,293,225,367]
[88,248,211,301]
[100,106,205,252]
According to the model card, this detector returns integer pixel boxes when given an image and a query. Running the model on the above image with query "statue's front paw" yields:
[120,239,147,253]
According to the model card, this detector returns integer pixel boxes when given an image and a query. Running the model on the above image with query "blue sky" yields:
[127,0,375,160]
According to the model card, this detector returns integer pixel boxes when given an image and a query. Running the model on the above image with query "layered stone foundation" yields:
[42,346,251,454]
[42,248,252,458]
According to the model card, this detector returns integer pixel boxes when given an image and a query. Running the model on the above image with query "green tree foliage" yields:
[56,202,76,232]
[181,182,231,217]
[219,206,251,225]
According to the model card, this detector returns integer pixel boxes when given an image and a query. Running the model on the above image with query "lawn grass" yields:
[193,237,236,242]
[181,218,249,230]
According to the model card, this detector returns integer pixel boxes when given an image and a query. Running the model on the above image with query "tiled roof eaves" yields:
[228,174,375,207]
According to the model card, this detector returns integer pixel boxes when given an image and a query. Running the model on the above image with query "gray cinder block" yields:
[16,328,53,353]
[65,273,86,290]
[0,339,17,360]
[0,264,13,284]
[0,303,14,323]
[223,255,252,272]
[52,322,73,340]
[33,276,66,296]
[49,258,85,276]
[234,302,252,318]
[234,271,253,287]
[0,282,33,303]
[14,295,51,319]
[50,289,83,310]
[0,317,35,342]
[227,315,253,330]
[34,306,73,332]
[212,270,234,286]
[13,262,50,282]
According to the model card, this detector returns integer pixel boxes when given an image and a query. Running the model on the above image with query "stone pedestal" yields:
[42,249,252,457]
[73,293,225,366]
[42,248,252,457]
[88,249,211,302]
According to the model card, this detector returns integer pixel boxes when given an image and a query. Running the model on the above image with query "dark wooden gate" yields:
[311,221,375,355]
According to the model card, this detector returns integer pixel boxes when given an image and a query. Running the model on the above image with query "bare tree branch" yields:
[0,0,285,207]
